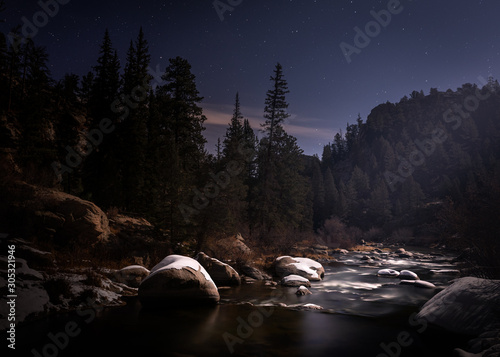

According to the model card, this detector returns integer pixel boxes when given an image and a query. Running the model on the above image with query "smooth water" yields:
[17,248,469,357]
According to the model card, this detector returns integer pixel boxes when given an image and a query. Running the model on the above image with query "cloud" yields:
[201,103,339,155]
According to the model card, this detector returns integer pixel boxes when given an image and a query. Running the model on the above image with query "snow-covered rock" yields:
[112,265,150,288]
[377,269,400,277]
[417,277,500,335]
[399,270,419,280]
[296,286,312,295]
[400,280,436,289]
[301,303,323,310]
[431,269,460,275]
[195,252,240,286]
[280,275,311,287]
[138,255,220,306]
[275,256,325,281]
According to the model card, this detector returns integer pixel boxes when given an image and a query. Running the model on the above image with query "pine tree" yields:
[321,144,333,171]
[333,131,346,161]
[204,93,254,237]
[311,157,326,229]
[262,63,290,162]
[223,92,244,158]
[252,64,311,241]
[242,118,258,179]
[155,56,207,242]
[80,71,94,105]
[120,27,151,211]
[368,178,392,224]
[83,29,122,207]
[5,27,22,111]
[90,29,121,117]
[324,167,339,218]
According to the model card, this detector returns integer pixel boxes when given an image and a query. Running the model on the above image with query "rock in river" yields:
[275,256,325,281]
[400,280,436,289]
[399,270,419,280]
[377,269,400,277]
[280,275,311,287]
[296,286,313,295]
[138,255,220,306]
[195,252,241,286]
[416,277,500,335]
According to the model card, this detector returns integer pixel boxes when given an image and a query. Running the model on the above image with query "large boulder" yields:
[417,277,500,335]
[138,255,220,306]
[205,234,252,262]
[239,264,271,281]
[275,256,325,281]
[3,181,110,245]
[113,265,150,288]
[195,252,241,286]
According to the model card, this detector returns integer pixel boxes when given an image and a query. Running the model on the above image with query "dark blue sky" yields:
[3,0,499,155]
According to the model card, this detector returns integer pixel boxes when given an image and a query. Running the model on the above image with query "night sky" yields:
[2,0,499,155]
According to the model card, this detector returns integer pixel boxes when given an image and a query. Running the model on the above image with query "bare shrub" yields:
[390,228,414,243]
[106,206,119,219]
[317,217,361,249]
[363,227,385,242]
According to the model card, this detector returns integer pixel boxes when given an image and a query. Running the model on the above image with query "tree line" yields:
[0,27,310,250]
[1,22,500,271]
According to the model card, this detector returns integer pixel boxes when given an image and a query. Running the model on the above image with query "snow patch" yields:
[147,255,215,285]
[282,275,310,283]
[278,256,323,279]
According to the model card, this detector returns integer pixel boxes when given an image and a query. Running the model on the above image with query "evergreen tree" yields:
[120,27,151,211]
[324,167,339,218]
[156,56,207,242]
[82,29,122,207]
[223,92,244,157]
[368,178,392,224]
[90,29,121,117]
[252,63,311,241]
[321,144,333,171]
[204,93,254,238]
[311,157,326,229]
[262,63,290,162]
[80,71,94,105]
[333,131,346,161]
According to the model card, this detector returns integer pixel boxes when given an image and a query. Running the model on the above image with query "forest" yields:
[1,26,500,278]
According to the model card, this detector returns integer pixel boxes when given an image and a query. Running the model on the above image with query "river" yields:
[17,247,470,357]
